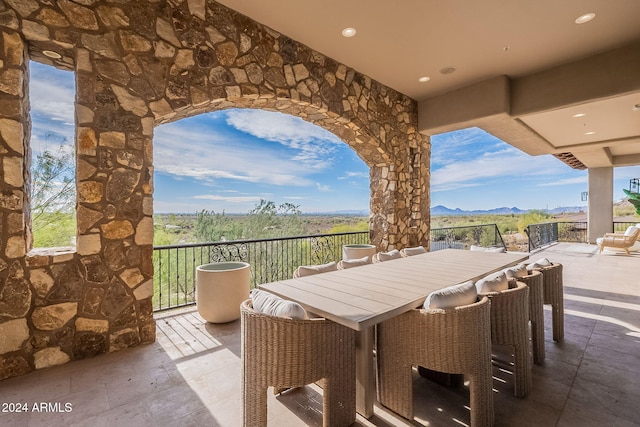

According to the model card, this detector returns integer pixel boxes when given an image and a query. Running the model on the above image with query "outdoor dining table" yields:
[259,248,530,418]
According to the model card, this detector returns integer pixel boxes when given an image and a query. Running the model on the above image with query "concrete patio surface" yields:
[1,243,638,427]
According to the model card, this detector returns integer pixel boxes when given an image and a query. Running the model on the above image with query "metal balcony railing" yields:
[153,221,636,311]
[429,223,506,251]
[152,223,506,311]
[153,231,369,311]
[526,221,638,251]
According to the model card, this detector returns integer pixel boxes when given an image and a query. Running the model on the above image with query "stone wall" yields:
[0,0,430,380]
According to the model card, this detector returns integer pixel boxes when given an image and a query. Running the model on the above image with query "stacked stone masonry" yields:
[0,0,430,380]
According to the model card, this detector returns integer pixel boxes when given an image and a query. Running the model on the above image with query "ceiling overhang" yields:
[418,41,640,169]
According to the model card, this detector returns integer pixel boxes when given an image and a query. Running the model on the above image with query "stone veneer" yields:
[0,0,430,380]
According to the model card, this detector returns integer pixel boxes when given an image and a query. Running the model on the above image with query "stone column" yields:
[370,164,394,250]
[369,132,431,251]
[74,47,156,352]
[0,28,32,379]
[587,167,613,243]
[408,136,431,248]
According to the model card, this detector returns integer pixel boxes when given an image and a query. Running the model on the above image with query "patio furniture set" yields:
[199,245,565,426]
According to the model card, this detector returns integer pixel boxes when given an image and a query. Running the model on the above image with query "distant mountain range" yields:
[430,205,587,216]
[301,205,588,216]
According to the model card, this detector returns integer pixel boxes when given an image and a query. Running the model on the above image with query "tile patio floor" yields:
[1,243,639,426]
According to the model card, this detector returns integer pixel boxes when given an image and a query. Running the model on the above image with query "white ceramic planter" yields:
[342,244,377,262]
[196,261,250,323]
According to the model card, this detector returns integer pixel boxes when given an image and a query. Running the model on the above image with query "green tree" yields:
[623,189,640,216]
[30,137,76,247]
[194,209,241,242]
[194,200,306,243]
[244,199,304,238]
[517,210,552,233]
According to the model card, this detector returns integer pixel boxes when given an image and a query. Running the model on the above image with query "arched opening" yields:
[152,108,370,220]
[150,108,372,309]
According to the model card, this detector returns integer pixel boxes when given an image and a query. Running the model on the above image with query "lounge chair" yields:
[597,225,640,255]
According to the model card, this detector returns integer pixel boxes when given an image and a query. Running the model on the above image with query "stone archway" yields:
[0,0,430,379]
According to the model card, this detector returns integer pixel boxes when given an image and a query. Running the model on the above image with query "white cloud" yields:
[431,127,489,166]
[431,148,571,192]
[28,63,76,155]
[338,171,369,180]
[538,176,588,186]
[154,120,316,187]
[224,109,342,170]
[316,183,330,192]
[194,194,264,203]
[29,67,75,126]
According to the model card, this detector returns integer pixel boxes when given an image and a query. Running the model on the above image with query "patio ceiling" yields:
[216,0,640,170]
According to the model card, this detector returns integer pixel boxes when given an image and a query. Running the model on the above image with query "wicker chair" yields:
[597,226,640,255]
[241,300,356,427]
[337,256,370,269]
[400,246,427,257]
[377,297,494,427]
[372,249,403,263]
[510,270,545,365]
[479,281,532,397]
[292,261,338,278]
[534,263,564,342]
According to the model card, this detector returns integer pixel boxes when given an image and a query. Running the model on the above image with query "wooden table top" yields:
[259,249,529,331]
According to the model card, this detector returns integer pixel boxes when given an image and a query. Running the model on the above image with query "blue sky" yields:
[29,62,639,214]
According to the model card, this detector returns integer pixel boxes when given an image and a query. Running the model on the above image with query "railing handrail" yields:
[429,223,507,251]
[152,220,635,312]
[153,230,367,250]
[430,222,501,232]
[152,230,370,311]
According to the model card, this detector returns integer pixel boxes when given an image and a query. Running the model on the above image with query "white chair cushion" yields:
[338,256,370,269]
[423,280,477,309]
[475,271,509,293]
[295,261,338,277]
[402,246,427,256]
[470,245,505,253]
[623,226,639,236]
[503,263,528,279]
[251,289,307,319]
[526,257,552,271]
[376,249,402,262]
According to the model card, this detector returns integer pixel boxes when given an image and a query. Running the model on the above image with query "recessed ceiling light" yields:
[418,76,431,83]
[585,131,596,135]
[341,27,356,38]
[575,13,595,24]
[42,50,62,59]
[633,103,640,112]
[440,66,456,75]
[572,113,586,118]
